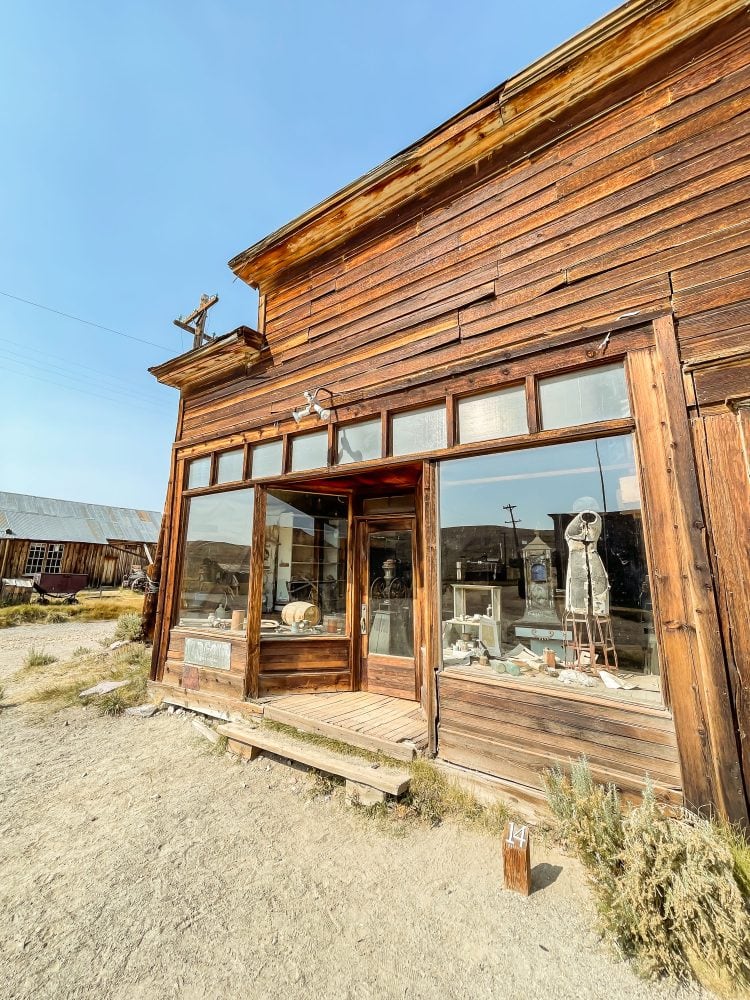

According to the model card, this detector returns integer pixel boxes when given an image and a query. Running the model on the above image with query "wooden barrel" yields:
[281,601,321,626]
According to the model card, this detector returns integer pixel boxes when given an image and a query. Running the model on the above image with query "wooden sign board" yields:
[184,637,231,671]
[503,821,531,896]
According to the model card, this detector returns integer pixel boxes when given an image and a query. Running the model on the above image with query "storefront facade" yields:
[149,0,750,823]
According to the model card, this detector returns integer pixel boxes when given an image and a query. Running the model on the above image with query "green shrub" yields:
[113,612,143,642]
[543,758,750,989]
[24,647,58,668]
[71,646,92,657]
[45,610,68,624]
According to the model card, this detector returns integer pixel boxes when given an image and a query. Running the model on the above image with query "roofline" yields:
[149,325,263,390]
[0,491,160,518]
[229,0,747,287]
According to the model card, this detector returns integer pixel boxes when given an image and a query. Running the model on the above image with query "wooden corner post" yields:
[627,315,748,824]
[245,486,267,700]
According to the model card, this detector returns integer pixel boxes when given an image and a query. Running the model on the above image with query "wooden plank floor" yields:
[264,691,428,761]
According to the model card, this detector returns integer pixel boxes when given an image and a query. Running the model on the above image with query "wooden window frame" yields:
[24,543,47,575]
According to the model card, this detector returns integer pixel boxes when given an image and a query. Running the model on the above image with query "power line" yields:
[1,358,174,414]
[0,343,170,410]
[0,289,169,351]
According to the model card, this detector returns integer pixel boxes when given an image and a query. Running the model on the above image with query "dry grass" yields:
[544,758,750,992]
[24,647,58,668]
[259,722,510,836]
[404,758,510,835]
[261,719,403,767]
[0,588,144,629]
[16,642,151,714]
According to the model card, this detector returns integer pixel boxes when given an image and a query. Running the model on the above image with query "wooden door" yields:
[358,517,418,700]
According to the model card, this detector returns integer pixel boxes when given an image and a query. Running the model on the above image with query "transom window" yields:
[180,362,630,479]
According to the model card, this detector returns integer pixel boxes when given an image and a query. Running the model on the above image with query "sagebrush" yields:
[113,612,143,642]
[544,758,750,990]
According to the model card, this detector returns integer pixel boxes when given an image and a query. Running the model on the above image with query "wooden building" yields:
[0,492,161,590]
[149,0,750,824]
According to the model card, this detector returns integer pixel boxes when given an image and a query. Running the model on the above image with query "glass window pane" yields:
[187,456,211,489]
[438,435,661,708]
[291,430,328,472]
[262,491,348,638]
[539,363,630,430]
[216,448,244,484]
[458,386,527,444]
[391,404,447,456]
[24,543,46,575]
[336,419,381,465]
[368,528,414,657]
[251,440,283,479]
[177,488,254,633]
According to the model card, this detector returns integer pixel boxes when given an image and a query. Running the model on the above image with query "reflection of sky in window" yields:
[439,436,636,529]
[185,489,254,543]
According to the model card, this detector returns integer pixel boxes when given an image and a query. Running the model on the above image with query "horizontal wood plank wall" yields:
[366,656,417,701]
[174,27,750,444]
[161,629,247,701]
[258,638,351,696]
[438,671,682,804]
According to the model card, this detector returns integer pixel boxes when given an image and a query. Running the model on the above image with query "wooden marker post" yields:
[503,821,532,896]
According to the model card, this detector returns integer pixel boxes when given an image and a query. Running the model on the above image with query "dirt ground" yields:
[0,623,707,1000]
[0,620,115,679]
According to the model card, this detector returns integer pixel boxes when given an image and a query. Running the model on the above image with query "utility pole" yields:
[502,503,521,557]
[173,293,219,350]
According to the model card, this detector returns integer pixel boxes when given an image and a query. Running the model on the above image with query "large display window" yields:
[261,490,348,637]
[177,488,254,632]
[439,435,661,706]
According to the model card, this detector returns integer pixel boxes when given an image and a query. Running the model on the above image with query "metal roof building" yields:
[0,492,162,589]
[0,492,161,545]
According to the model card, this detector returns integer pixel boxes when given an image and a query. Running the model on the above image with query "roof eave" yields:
[228,0,746,287]
[149,325,264,392]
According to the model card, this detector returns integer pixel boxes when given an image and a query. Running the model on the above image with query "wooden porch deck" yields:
[264,691,428,762]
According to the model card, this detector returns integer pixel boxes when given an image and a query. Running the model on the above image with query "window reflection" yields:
[439,436,660,706]
[262,491,348,637]
[539,363,630,429]
[391,404,447,456]
[337,419,381,465]
[187,456,211,489]
[177,488,254,632]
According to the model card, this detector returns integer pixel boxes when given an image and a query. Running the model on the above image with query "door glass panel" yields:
[368,529,414,658]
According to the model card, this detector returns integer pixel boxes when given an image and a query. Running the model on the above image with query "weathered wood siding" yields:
[176,25,750,445]
[0,539,138,589]
[162,630,247,702]
[692,394,750,807]
[151,19,750,818]
[439,671,682,804]
[258,638,351,696]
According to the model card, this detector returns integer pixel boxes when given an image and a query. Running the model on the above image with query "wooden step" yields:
[217,723,412,797]
[263,703,417,761]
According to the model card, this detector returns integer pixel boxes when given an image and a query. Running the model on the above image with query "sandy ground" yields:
[0,623,707,1000]
[0,620,115,680]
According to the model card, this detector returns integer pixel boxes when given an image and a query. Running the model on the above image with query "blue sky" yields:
[0,0,615,511]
